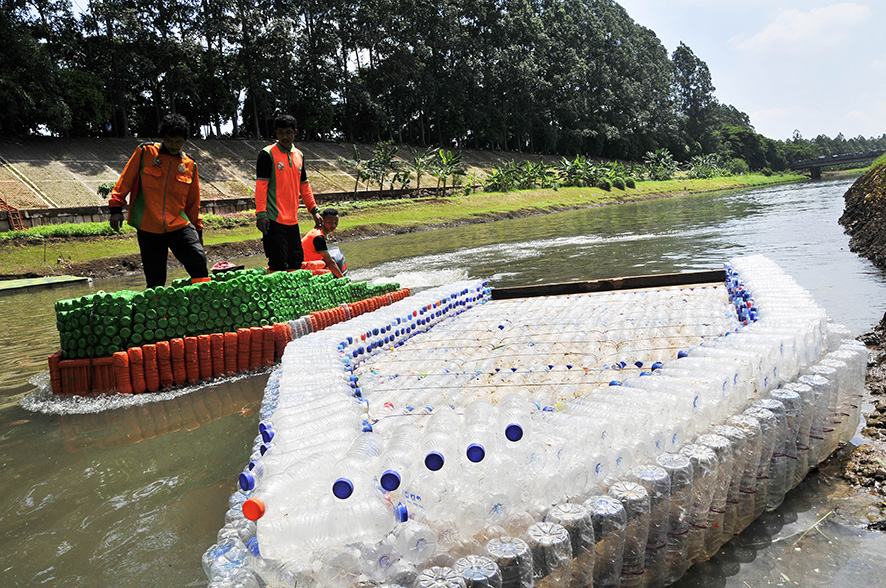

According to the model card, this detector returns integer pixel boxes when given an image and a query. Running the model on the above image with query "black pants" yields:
[262,220,304,271]
[137,225,208,288]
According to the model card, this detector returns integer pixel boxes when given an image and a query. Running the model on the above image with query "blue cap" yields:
[247,537,261,557]
[505,423,524,442]
[466,443,486,463]
[609,380,622,386]
[394,502,409,523]
[380,470,402,491]
[652,362,663,370]
[260,428,274,443]
[425,451,445,471]
[332,478,354,499]
[677,350,689,358]
[239,471,256,491]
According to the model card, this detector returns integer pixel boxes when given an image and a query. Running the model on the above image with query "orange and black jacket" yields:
[255,143,318,226]
[109,143,203,233]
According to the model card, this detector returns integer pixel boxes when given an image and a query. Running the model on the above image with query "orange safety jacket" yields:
[108,143,203,233]
[255,143,318,226]
[301,227,327,262]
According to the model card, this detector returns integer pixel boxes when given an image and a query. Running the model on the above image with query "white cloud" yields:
[730,3,873,52]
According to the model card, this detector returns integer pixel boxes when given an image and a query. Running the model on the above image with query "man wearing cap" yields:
[255,115,323,272]
[301,208,344,277]
[108,113,209,287]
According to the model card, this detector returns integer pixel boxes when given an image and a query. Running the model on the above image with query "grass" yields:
[0,172,806,276]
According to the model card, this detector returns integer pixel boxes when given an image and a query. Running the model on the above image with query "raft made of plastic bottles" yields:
[206,255,867,588]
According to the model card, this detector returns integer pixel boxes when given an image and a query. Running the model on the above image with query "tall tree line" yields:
[2,0,884,165]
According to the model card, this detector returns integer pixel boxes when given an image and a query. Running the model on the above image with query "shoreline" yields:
[1,173,817,281]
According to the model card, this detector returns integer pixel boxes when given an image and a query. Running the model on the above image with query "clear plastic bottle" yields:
[546,502,595,588]
[484,536,533,588]
[244,537,298,588]
[752,398,788,511]
[453,554,503,588]
[742,407,777,518]
[797,373,831,467]
[770,388,803,489]
[709,425,747,538]
[414,566,468,588]
[202,536,248,583]
[608,481,650,587]
[802,363,840,455]
[677,443,718,567]
[583,495,627,588]
[725,414,763,531]
[627,464,670,588]
[525,521,573,588]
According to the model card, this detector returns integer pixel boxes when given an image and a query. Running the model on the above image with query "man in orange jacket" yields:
[108,114,209,287]
[255,115,323,271]
[301,208,344,277]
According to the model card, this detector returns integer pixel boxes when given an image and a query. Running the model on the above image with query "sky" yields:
[616,0,886,141]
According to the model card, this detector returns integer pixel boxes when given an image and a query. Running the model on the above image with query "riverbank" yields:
[0,173,805,280]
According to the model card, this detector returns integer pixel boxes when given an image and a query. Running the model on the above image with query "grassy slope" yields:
[0,173,802,276]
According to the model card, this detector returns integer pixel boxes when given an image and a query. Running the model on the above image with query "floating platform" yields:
[0,274,91,297]
[205,257,867,588]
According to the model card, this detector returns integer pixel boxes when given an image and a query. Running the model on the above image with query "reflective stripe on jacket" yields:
[109,143,202,233]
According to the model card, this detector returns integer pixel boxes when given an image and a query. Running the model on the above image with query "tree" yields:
[672,42,717,156]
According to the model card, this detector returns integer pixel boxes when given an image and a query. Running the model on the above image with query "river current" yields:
[2,176,886,586]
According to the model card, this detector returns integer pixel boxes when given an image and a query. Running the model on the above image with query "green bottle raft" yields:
[54,269,400,361]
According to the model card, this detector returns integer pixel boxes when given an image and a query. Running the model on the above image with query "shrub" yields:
[761,167,774,176]
[625,177,636,189]
[596,177,612,191]
[643,148,678,181]
[612,177,626,190]
[726,158,749,176]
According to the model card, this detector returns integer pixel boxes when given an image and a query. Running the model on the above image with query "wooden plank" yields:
[490,269,726,300]
[0,274,91,297]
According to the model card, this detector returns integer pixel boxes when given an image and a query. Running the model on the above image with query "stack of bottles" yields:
[204,255,868,588]
[55,268,400,359]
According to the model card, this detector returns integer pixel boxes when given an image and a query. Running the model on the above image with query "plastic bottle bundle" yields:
[687,344,770,401]
[776,382,815,488]
[484,536,533,588]
[545,502,595,588]
[670,356,754,415]
[647,367,733,429]
[709,424,748,538]
[751,398,789,511]
[255,490,398,564]
[525,521,573,588]
[694,434,733,558]
[724,414,763,530]
[676,443,718,567]
[202,536,250,585]
[583,495,626,588]
[796,373,831,467]
[607,482,650,587]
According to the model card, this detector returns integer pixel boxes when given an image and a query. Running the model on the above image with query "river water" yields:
[2,177,886,586]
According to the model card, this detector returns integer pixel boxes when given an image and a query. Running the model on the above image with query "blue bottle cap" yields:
[609,380,622,386]
[261,428,274,443]
[239,471,256,491]
[332,478,354,499]
[394,502,409,523]
[652,362,663,370]
[247,537,261,557]
[466,443,486,463]
[425,451,445,471]
[634,361,644,368]
[380,470,402,491]
[505,423,524,442]
[677,350,689,358]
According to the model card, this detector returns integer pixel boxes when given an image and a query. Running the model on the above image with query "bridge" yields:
[790,150,885,179]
